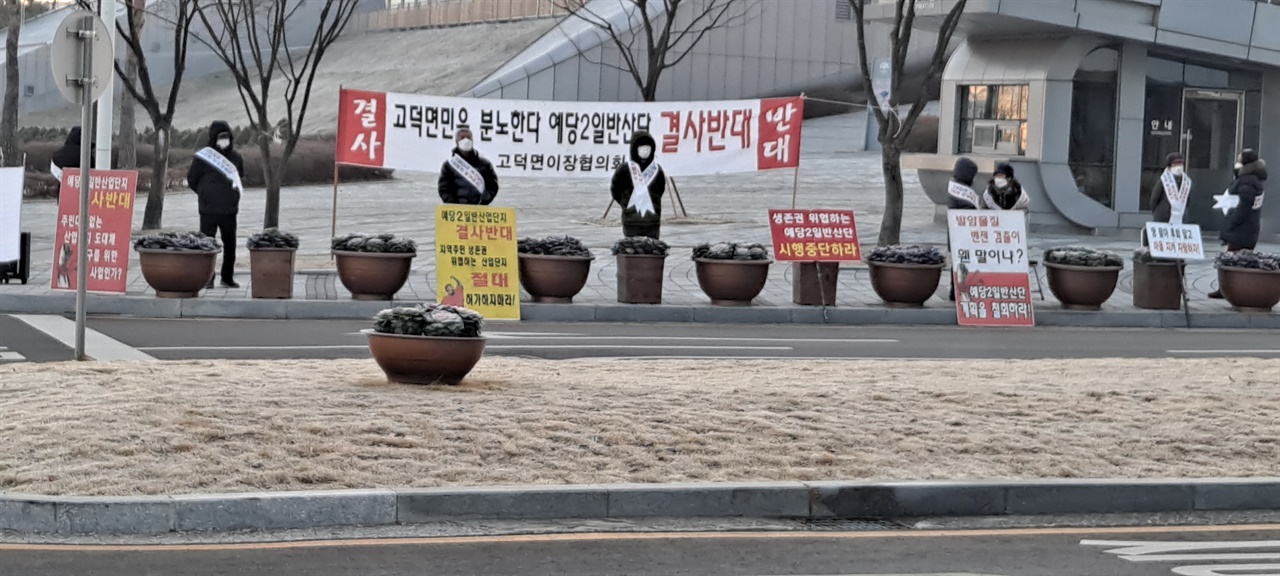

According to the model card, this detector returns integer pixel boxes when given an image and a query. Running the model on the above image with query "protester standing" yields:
[610,131,666,239]
[187,120,245,289]
[50,126,92,181]
[1210,149,1267,298]
[1145,153,1191,247]
[438,129,499,205]
[982,162,1030,211]
[946,157,980,301]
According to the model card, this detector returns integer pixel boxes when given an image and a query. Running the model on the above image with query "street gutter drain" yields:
[797,518,911,532]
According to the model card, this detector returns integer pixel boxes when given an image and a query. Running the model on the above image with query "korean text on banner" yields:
[767,209,861,262]
[50,169,138,294]
[1145,222,1205,260]
[947,209,1034,327]
[0,167,21,262]
[337,89,803,178]
[434,205,520,320]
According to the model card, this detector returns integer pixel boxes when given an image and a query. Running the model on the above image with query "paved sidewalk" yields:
[2,113,1275,318]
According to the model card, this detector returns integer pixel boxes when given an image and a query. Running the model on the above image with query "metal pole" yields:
[75,15,96,361]
[94,0,116,170]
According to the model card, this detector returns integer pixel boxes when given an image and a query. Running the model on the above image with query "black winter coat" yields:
[1148,174,1189,224]
[1221,160,1268,249]
[946,157,980,210]
[610,131,666,228]
[186,121,246,217]
[51,127,93,170]
[438,149,499,205]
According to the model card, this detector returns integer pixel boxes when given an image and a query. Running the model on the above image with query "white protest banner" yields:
[0,167,22,262]
[335,89,804,178]
[1145,222,1205,260]
[947,209,1034,327]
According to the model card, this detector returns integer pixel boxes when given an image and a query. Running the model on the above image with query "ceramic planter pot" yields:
[1217,266,1280,312]
[249,248,296,299]
[518,253,593,303]
[792,261,840,306]
[867,261,944,308]
[693,258,772,306]
[1044,261,1122,311]
[1132,260,1183,310]
[363,329,486,385]
[333,250,415,301]
[616,254,666,304]
[136,248,217,298]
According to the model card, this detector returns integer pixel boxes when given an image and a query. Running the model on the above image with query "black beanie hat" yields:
[1165,152,1185,167]
[1241,148,1260,166]
[994,162,1014,178]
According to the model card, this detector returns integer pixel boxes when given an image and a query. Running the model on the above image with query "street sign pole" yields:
[94,0,115,171]
[75,14,96,361]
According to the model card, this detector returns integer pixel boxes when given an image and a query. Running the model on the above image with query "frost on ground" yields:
[1,358,1276,496]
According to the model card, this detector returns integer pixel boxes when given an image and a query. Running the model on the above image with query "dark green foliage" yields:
[611,236,669,256]
[247,228,300,250]
[1043,247,1124,267]
[133,231,221,252]
[372,304,484,338]
[866,245,945,265]
[1216,250,1280,271]
[691,242,769,261]
[332,233,417,254]
[1132,248,1180,265]
[518,235,593,257]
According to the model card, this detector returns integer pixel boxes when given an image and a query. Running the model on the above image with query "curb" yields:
[1,293,1277,329]
[4,479,1280,535]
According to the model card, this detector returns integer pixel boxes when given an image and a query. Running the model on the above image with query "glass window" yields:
[1069,47,1119,208]
[957,84,1028,156]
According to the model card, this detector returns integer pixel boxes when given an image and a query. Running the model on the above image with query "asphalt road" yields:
[1,315,1278,361]
[3,525,1279,575]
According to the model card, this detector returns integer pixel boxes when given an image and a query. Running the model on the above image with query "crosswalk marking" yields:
[0,346,25,362]
[1082,539,1280,575]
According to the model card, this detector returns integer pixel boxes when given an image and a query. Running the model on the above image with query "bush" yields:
[518,235,592,257]
[373,304,484,338]
[331,233,417,254]
[867,244,946,265]
[247,228,300,250]
[1133,247,1180,265]
[1043,247,1123,267]
[1216,250,1280,271]
[612,236,669,256]
[133,231,221,252]
[692,242,769,261]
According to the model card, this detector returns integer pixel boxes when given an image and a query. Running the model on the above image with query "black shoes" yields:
[221,279,241,289]
[1207,290,1224,299]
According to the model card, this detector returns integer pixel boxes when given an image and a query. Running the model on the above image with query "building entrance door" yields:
[1180,89,1243,231]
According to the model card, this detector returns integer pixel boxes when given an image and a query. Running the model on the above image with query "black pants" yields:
[200,213,237,283]
[623,223,660,239]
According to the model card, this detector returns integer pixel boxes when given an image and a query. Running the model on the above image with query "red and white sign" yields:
[336,89,803,178]
[767,209,861,261]
[51,169,138,294]
[947,209,1034,327]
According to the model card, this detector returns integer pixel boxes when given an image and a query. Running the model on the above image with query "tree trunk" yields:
[259,137,280,229]
[877,143,904,246]
[1,0,21,168]
[117,0,144,169]
[141,124,169,230]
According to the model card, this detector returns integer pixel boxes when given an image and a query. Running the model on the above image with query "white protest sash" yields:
[1160,169,1191,224]
[982,188,1030,211]
[195,147,243,193]
[948,180,980,208]
[448,154,487,197]
[627,160,660,218]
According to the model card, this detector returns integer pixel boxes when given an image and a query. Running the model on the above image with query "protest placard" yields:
[947,209,1034,327]
[434,205,520,320]
[50,170,138,294]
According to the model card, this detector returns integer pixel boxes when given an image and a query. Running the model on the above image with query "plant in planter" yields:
[246,228,300,300]
[331,233,417,301]
[1042,247,1124,311]
[517,235,594,303]
[1131,248,1184,310]
[691,242,772,306]
[612,236,669,304]
[133,231,221,298]
[1214,250,1280,312]
[865,245,946,308]
[363,303,487,385]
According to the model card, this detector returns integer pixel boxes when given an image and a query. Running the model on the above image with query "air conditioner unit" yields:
[970,121,998,153]
[969,119,1022,155]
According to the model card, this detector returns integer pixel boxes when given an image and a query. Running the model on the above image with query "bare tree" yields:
[193,0,361,229]
[116,0,144,170]
[851,0,966,246]
[76,0,197,230]
[555,0,756,102]
[1,0,22,167]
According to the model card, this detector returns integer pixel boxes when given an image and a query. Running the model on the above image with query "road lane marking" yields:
[139,345,370,351]
[1082,539,1280,574]
[137,345,796,352]
[1167,350,1280,354]
[4,524,1280,553]
[12,314,154,361]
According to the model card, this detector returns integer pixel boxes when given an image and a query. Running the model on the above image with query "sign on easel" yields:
[767,209,861,261]
[434,205,520,320]
[0,167,21,262]
[50,169,137,294]
[1144,222,1205,260]
[947,210,1034,327]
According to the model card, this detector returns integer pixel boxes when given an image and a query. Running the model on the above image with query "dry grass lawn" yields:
[1,358,1278,496]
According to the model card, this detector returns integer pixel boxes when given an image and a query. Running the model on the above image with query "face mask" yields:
[1170,166,1184,176]
[458,139,474,152]
[993,177,1008,189]
[217,138,230,150]
[637,145,652,160]
[1234,162,1244,171]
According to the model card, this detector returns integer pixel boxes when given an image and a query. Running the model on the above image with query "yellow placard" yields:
[434,205,520,320]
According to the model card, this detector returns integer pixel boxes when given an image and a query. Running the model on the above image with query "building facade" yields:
[895,0,1280,238]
